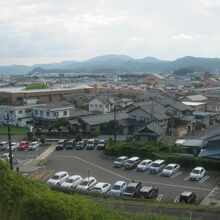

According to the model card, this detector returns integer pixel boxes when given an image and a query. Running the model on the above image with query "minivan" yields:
[149,160,166,174]
[86,139,95,150]
[124,157,141,170]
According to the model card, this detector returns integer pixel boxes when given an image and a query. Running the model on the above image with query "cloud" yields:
[129,37,146,42]
[173,34,207,40]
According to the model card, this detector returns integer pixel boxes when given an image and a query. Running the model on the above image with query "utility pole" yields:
[7,112,13,170]
[113,105,117,142]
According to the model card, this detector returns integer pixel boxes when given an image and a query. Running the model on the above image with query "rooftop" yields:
[182,101,205,106]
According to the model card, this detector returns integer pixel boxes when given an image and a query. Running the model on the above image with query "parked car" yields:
[0,153,13,162]
[56,139,67,150]
[179,191,197,203]
[189,167,206,181]
[60,175,83,189]
[66,139,76,150]
[76,140,85,150]
[149,160,166,174]
[135,186,159,199]
[86,139,95,150]
[113,156,128,168]
[76,177,97,191]
[47,171,69,186]
[90,182,111,194]
[29,141,40,150]
[123,182,142,197]
[161,163,180,177]
[7,142,19,151]
[124,157,141,170]
[0,141,8,151]
[18,141,29,151]
[136,159,152,172]
[97,140,106,150]
[109,181,127,196]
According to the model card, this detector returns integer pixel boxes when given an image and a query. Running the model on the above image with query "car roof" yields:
[140,186,154,192]
[128,157,140,160]
[141,159,152,163]
[118,156,127,159]
[153,159,165,163]
[31,141,38,144]
[83,176,95,181]
[94,182,110,187]
[0,141,7,144]
[69,175,81,180]
[127,182,140,187]
[114,181,126,186]
[180,191,193,196]
[166,163,178,167]
[193,167,204,171]
[54,171,68,176]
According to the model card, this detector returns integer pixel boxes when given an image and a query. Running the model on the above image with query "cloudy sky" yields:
[1,0,220,65]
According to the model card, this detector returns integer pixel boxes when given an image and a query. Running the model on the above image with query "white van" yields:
[0,141,8,151]
[86,139,95,150]
[150,160,166,174]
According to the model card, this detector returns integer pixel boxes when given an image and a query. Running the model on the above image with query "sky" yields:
[1,0,220,65]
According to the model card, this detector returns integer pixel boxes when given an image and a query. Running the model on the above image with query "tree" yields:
[52,118,69,130]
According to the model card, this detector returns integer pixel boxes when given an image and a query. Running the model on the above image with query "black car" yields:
[122,182,142,197]
[55,139,67,150]
[135,186,159,199]
[179,191,197,204]
[66,139,76,150]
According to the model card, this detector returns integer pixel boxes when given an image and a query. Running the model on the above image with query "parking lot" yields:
[44,149,220,204]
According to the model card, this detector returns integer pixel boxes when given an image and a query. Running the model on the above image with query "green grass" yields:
[0,125,28,134]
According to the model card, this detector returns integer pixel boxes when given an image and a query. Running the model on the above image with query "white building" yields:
[89,97,115,113]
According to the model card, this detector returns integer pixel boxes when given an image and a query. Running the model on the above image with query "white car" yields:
[76,177,97,191]
[60,175,83,189]
[29,141,40,150]
[189,167,206,181]
[0,141,8,151]
[113,156,128,168]
[109,181,127,196]
[0,153,14,162]
[161,163,180,177]
[47,171,69,186]
[7,142,19,151]
[90,182,111,194]
[136,159,152,172]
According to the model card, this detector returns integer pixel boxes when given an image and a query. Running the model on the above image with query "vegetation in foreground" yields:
[0,161,187,220]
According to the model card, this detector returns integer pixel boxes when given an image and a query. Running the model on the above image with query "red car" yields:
[18,141,29,150]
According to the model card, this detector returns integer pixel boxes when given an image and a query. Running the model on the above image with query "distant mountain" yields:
[1,55,220,74]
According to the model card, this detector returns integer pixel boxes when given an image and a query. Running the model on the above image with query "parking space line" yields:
[174,196,180,203]
[54,154,212,192]
[184,176,189,181]
[199,175,209,183]
[156,194,163,201]
[171,171,182,179]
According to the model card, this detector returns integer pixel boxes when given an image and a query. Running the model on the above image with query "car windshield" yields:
[92,187,101,191]
[99,141,104,144]
[115,158,122,162]
[126,160,134,164]
[165,166,173,170]
[140,161,147,165]
[65,178,74,183]
[0,144,4,147]
[58,141,64,144]
[51,175,59,180]
[192,170,200,174]
[30,143,35,146]
[80,181,88,186]
[112,185,120,190]
[124,186,134,193]
[151,163,160,167]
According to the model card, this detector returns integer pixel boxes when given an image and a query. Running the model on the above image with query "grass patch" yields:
[0,125,28,134]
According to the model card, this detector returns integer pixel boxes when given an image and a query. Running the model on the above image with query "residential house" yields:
[89,96,115,113]
[144,74,164,88]
[0,105,33,127]
[181,95,208,103]
[182,101,206,112]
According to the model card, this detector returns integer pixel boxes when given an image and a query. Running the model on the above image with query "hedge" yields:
[105,141,220,171]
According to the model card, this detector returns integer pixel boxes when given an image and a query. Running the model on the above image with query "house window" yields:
[63,111,67,116]
[40,111,44,116]
[18,110,23,114]
[130,115,136,120]
[35,110,38,115]
[25,109,31,113]
[140,116,145,121]
[53,112,58,118]
[46,111,50,117]
[95,104,97,107]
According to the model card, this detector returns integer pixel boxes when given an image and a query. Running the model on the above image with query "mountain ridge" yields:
[1,55,220,74]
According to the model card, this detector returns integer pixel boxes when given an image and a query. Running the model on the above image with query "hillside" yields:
[1,55,220,74]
